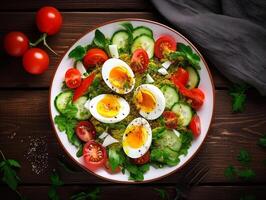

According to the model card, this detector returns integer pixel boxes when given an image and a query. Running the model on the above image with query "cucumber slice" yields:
[111,30,130,51]
[131,34,154,58]
[132,26,153,39]
[171,103,192,126]
[73,96,91,120]
[160,85,179,109]
[186,66,200,89]
[55,91,73,113]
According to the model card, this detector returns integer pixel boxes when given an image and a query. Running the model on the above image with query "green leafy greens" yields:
[69,45,87,61]
[70,187,100,200]
[258,134,266,148]
[48,171,64,200]
[229,84,248,113]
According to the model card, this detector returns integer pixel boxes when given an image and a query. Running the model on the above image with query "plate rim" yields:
[49,18,216,184]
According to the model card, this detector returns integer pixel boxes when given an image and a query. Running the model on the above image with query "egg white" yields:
[122,117,152,159]
[88,94,130,123]
[102,58,135,94]
[134,84,166,120]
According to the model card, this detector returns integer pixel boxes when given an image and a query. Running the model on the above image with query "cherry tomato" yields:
[189,88,205,110]
[189,114,201,137]
[130,49,149,73]
[65,68,81,89]
[83,48,108,68]
[162,111,178,129]
[154,35,176,59]
[22,48,49,75]
[131,151,150,165]
[75,121,96,142]
[73,72,96,102]
[172,67,189,86]
[4,32,29,57]
[83,141,107,171]
[36,6,63,35]
[104,160,121,174]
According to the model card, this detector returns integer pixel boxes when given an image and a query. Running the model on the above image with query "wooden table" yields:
[0,1,265,199]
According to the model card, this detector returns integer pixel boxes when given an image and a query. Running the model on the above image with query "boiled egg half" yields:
[102,58,135,94]
[133,84,166,120]
[88,94,130,123]
[122,117,152,158]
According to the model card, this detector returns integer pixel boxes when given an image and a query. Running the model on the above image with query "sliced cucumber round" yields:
[171,103,193,127]
[111,30,130,51]
[160,85,179,109]
[132,26,153,39]
[186,66,200,89]
[54,91,73,113]
[73,96,91,120]
[131,34,154,58]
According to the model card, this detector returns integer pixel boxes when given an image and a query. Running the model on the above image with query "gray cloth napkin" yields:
[151,0,266,95]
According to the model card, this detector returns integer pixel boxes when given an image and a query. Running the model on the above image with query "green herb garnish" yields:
[154,188,169,200]
[258,134,266,148]
[93,29,108,49]
[71,187,100,200]
[229,84,248,113]
[48,171,64,200]
[237,149,251,166]
[69,45,87,61]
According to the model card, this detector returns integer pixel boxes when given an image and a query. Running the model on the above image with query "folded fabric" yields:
[151,0,266,95]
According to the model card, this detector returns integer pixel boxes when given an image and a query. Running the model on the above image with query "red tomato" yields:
[75,121,96,142]
[36,6,63,35]
[172,67,189,86]
[132,151,150,165]
[130,49,149,73]
[104,160,121,174]
[65,68,81,89]
[83,48,108,68]
[189,114,201,137]
[73,72,96,102]
[162,111,178,129]
[4,32,29,57]
[83,141,107,171]
[22,48,49,75]
[154,35,176,59]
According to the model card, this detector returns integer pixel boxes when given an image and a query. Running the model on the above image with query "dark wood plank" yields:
[0,12,229,89]
[1,0,150,11]
[0,185,265,200]
[0,90,265,184]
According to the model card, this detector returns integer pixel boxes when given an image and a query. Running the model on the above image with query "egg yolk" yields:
[124,125,147,149]
[109,66,132,90]
[134,89,156,113]
[96,95,121,118]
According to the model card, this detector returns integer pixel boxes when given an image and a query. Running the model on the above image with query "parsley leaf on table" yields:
[0,150,26,199]
[224,165,237,180]
[237,168,256,181]
[154,188,169,200]
[229,84,248,113]
[70,187,100,200]
[48,171,64,200]
[258,134,266,148]
[237,149,251,166]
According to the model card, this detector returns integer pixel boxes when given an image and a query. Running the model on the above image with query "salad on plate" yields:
[53,22,205,181]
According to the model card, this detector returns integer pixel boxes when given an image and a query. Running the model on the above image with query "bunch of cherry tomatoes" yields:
[3,6,63,75]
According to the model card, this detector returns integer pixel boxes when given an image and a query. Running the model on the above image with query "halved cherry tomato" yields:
[162,111,178,129]
[154,35,176,59]
[36,6,63,35]
[73,72,96,102]
[189,88,205,110]
[104,160,121,174]
[171,67,189,86]
[65,68,81,89]
[189,114,201,137]
[4,32,29,57]
[22,48,49,75]
[132,151,150,165]
[75,121,96,142]
[130,49,149,73]
[83,141,107,171]
[83,48,108,68]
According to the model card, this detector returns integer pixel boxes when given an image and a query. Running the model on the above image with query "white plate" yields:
[49,19,215,183]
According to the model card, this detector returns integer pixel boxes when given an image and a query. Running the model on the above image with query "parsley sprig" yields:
[48,170,64,200]
[224,149,255,181]
[70,187,100,200]
[153,188,169,200]
[229,84,249,113]
[0,150,26,199]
